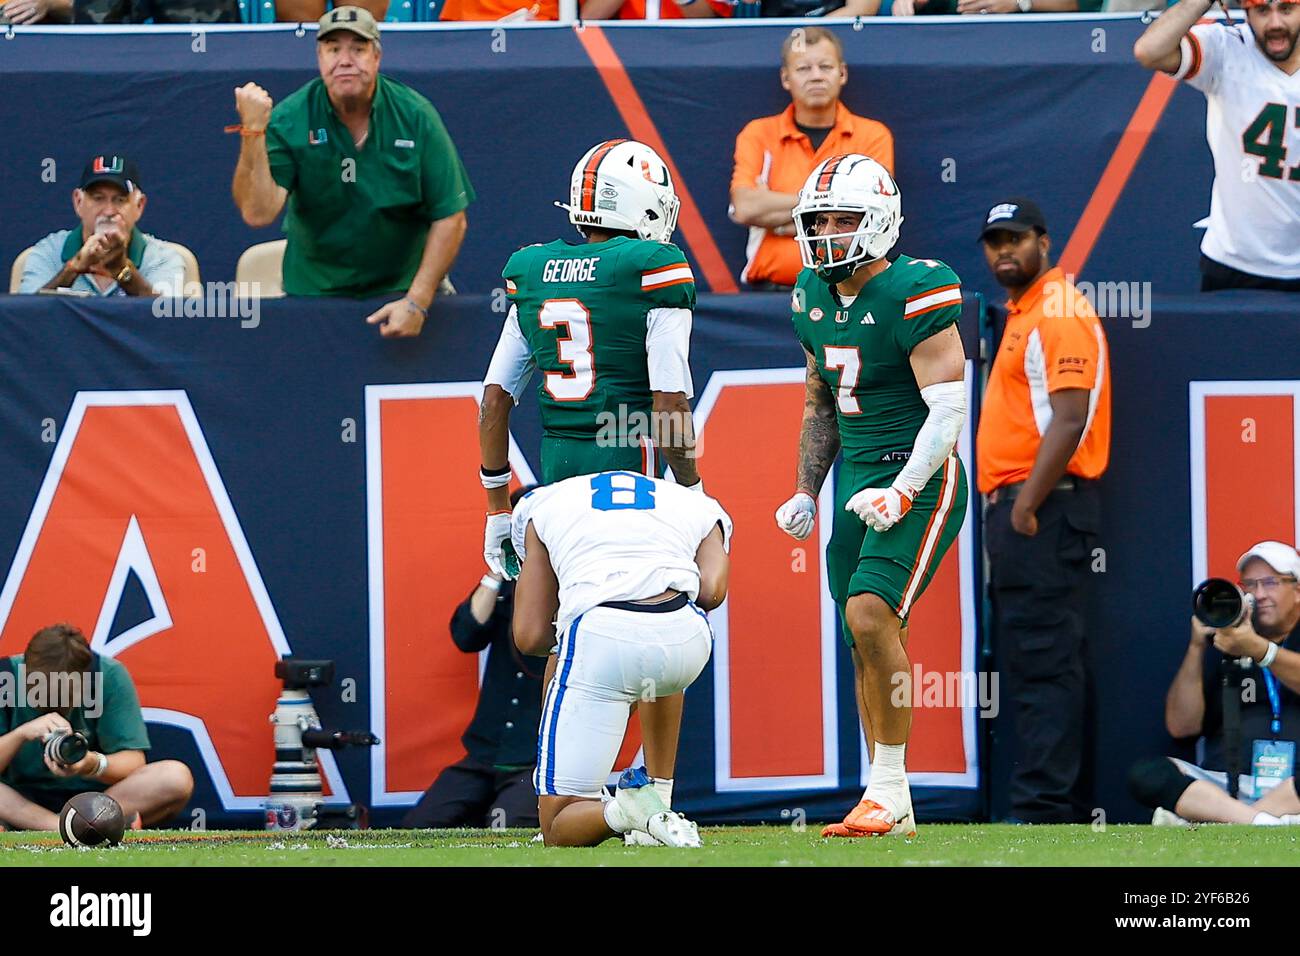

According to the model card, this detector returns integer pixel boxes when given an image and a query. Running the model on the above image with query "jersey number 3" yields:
[823,345,863,415]
[540,299,596,402]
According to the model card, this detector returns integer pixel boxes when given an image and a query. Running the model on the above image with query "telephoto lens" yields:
[44,730,90,767]
[1192,578,1254,629]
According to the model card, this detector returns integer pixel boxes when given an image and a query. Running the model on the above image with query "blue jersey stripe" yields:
[544,614,582,796]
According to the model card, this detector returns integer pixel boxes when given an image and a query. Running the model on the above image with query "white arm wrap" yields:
[893,380,966,496]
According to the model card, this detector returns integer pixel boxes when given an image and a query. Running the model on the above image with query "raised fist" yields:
[235,82,274,133]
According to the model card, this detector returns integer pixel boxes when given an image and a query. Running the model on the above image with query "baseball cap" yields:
[1237,541,1300,579]
[317,5,380,42]
[979,197,1047,241]
[78,155,142,194]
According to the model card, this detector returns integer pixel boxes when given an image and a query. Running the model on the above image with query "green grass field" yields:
[3,824,1299,866]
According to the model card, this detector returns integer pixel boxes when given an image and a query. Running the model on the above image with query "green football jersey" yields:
[792,254,963,464]
[503,236,696,441]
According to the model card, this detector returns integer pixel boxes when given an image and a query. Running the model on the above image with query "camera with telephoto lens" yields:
[1192,578,1256,629]
[44,729,89,767]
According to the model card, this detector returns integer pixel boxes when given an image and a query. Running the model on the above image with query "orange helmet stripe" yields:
[580,139,629,212]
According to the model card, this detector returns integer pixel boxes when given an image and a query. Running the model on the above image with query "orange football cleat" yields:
[820,798,915,838]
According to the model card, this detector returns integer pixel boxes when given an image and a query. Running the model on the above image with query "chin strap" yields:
[892,380,966,497]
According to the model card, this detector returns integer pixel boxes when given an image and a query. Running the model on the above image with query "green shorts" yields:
[540,435,656,484]
[826,455,968,642]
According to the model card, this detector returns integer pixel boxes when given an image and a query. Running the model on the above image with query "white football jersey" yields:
[512,471,733,635]
[1176,19,1300,278]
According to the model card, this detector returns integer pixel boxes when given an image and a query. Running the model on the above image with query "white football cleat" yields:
[1151,807,1192,827]
[623,829,662,846]
[647,811,702,848]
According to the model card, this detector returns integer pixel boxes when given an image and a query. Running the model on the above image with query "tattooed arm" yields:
[796,349,841,495]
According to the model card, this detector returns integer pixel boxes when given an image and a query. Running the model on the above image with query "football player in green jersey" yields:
[774,154,969,839]
[477,140,703,839]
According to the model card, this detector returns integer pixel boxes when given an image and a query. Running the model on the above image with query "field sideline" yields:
[2,824,1298,867]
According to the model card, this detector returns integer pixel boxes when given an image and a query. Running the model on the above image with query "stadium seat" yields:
[163,241,202,292]
[8,246,33,295]
[236,239,288,298]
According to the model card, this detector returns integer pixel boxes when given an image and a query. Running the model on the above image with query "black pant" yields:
[1200,254,1300,293]
[985,484,1099,823]
[401,755,539,829]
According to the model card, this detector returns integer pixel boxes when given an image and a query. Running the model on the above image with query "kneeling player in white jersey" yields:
[510,471,732,847]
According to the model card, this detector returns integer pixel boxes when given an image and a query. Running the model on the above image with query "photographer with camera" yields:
[1129,542,1300,824]
[0,624,193,831]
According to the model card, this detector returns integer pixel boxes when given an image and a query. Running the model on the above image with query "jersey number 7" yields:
[823,345,863,416]
[540,299,596,402]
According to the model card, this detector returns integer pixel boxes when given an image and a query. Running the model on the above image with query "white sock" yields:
[653,777,674,809]
[866,742,907,795]
[1253,811,1283,826]
[603,795,633,834]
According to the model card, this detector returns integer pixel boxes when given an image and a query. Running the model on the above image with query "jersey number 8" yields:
[590,472,656,511]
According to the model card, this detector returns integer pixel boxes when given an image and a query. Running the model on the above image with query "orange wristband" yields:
[224,124,266,138]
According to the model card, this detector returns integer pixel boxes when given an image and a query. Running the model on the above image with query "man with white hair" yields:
[19,155,183,297]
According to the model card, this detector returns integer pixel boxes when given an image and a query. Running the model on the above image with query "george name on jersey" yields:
[542,257,600,283]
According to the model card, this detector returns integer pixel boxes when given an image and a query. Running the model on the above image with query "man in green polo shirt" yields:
[231,6,475,337]
[0,624,194,830]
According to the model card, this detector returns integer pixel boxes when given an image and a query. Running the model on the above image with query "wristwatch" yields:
[1017,0,1032,10]
[115,263,135,286]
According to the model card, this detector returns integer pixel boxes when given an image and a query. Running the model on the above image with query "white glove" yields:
[845,484,915,532]
[483,511,514,578]
[775,491,817,540]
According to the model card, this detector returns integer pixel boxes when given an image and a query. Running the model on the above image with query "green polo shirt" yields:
[0,655,151,793]
[266,74,475,298]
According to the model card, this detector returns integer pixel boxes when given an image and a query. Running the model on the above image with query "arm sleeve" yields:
[1175,22,1227,94]
[641,243,696,310]
[265,110,297,192]
[142,241,186,296]
[708,500,734,552]
[867,123,895,177]
[646,308,694,397]
[483,304,535,402]
[17,235,65,294]
[449,587,508,654]
[730,121,766,194]
[893,260,963,354]
[1040,311,1101,394]
[95,662,151,755]
[420,106,476,221]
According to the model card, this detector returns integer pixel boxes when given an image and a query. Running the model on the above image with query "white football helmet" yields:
[557,139,681,243]
[792,154,902,282]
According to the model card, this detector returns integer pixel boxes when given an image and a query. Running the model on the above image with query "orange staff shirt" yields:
[730,101,894,287]
[975,266,1111,495]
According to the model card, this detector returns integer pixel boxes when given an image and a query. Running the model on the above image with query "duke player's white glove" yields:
[845,483,916,532]
[483,511,514,579]
[775,492,817,541]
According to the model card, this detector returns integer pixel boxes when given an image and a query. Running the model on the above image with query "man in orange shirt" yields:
[975,197,1110,824]
[730,27,894,289]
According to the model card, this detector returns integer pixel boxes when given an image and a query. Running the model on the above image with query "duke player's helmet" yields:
[793,154,902,284]
[556,140,681,244]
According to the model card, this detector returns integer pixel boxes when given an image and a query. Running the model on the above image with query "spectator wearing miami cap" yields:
[1135,0,1300,292]
[1129,542,1300,826]
[18,155,183,297]
[231,7,475,337]
[976,197,1111,823]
